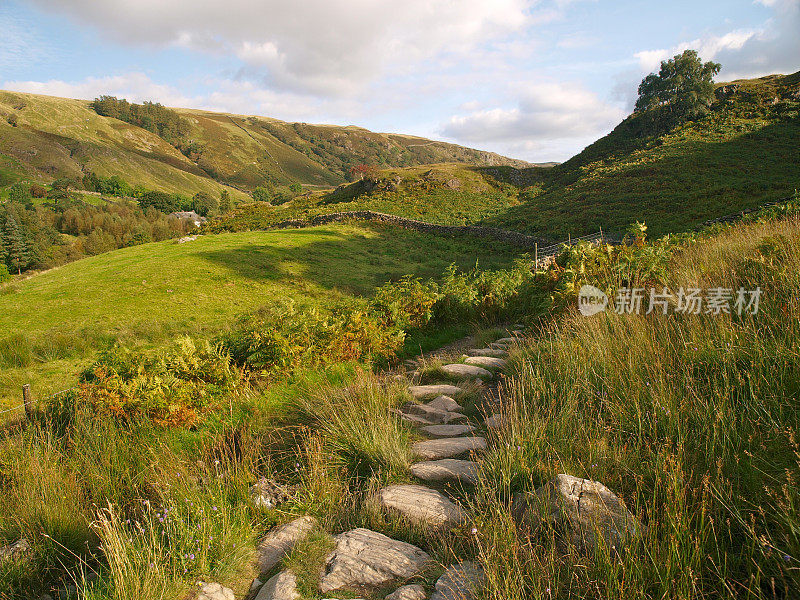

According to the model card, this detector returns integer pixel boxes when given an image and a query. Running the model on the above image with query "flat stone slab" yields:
[430,562,484,600]
[495,337,518,344]
[488,342,509,350]
[256,571,299,600]
[396,403,465,425]
[465,348,508,358]
[421,424,475,437]
[409,384,464,400]
[385,584,427,600]
[441,364,492,379]
[426,395,463,413]
[379,484,466,528]
[197,582,235,600]
[319,528,432,593]
[256,516,317,574]
[413,437,487,460]
[410,459,479,484]
[463,356,506,370]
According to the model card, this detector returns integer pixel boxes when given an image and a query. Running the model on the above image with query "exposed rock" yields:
[379,484,466,528]
[421,424,475,437]
[513,474,642,556]
[0,538,31,562]
[440,364,492,379]
[463,356,506,370]
[319,528,432,593]
[413,437,487,460]
[250,477,295,509]
[177,235,198,244]
[465,348,507,358]
[426,395,463,413]
[494,337,518,344]
[488,342,509,350]
[410,459,479,484]
[409,384,464,400]
[256,571,300,600]
[249,578,264,596]
[256,516,317,574]
[386,584,427,600]
[196,582,235,600]
[445,178,461,190]
[430,562,484,600]
[396,403,465,425]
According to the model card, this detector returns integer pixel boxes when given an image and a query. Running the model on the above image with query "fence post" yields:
[535,243,538,268]
[23,384,33,420]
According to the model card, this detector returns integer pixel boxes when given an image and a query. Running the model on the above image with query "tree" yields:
[289,182,302,195]
[635,50,721,130]
[350,164,379,181]
[138,191,181,213]
[8,183,32,204]
[252,186,272,204]
[3,215,31,274]
[191,191,219,217]
[219,189,233,213]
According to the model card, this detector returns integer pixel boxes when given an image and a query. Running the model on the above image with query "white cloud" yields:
[635,0,799,79]
[441,81,624,149]
[27,0,531,95]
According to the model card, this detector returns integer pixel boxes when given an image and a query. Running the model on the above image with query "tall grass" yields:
[473,214,800,598]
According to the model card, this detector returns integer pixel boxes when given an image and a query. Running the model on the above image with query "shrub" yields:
[191,191,219,217]
[77,337,242,426]
[138,190,182,213]
[0,264,10,283]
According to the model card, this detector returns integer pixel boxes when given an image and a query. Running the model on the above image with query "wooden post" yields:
[535,243,538,268]
[22,384,32,420]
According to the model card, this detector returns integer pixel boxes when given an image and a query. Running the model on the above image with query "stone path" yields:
[248,326,643,600]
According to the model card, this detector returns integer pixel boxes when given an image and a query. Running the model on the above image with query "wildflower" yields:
[470,527,478,535]
[189,553,195,560]
[212,506,218,511]
[784,553,792,562]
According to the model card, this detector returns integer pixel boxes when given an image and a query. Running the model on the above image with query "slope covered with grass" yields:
[0,222,521,409]
[491,71,800,238]
[0,91,529,196]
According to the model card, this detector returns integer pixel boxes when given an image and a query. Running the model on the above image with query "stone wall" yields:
[270,210,552,249]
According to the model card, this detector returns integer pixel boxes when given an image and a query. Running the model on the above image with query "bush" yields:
[191,191,219,217]
[0,264,10,283]
[77,337,242,426]
[138,190,182,213]
[251,186,271,203]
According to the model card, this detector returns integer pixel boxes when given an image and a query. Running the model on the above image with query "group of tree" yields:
[250,182,302,205]
[90,96,191,145]
[634,49,722,134]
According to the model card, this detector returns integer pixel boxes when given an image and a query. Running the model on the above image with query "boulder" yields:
[488,342,509,351]
[421,424,475,438]
[513,474,642,556]
[196,582,235,600]
[386,584,427,600]
[256,516,317,574]
[410,459,479,484]
[0,538,31,562]
[379,484,466,529]
[250,477,294,509]
[440,364,492,379]
[413,437,486,460]
[256,571,300,600]
[430,562,484,600]
[409,385,464,400]
[463,356,506,370]
[319,528,432,593]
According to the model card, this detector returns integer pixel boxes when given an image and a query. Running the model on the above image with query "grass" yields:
[0,222,521,411]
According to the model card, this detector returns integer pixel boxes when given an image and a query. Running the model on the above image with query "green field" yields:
[0,222,520,409]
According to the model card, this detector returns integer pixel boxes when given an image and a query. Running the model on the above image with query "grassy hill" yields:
[0,91,530,197]
[0,222,522,410]
[212,71,799,241]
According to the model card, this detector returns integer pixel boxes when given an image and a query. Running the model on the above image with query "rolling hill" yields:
[0,90,530,198]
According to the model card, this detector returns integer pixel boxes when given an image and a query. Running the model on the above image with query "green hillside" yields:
[0,91,529,197]
[490,71,800,238]
[0,222,521,409]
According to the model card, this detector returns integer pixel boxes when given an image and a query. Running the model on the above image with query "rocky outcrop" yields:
[195,582,235,600]
[250,477,295,509]
[256,571,300,600]
[319,528,432,593]
[386,583,427,600]
[513,474,642,556]
[430,562,484,600]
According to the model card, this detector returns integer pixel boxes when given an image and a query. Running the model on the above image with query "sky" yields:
[1,0,798,162]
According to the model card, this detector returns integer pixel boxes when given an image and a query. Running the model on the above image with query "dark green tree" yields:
[635,50,721,129]
[191,191,219,217]
[219,189,233,213]
[8,183,32,204]
[252,186,272,204]
[3,215,31,274]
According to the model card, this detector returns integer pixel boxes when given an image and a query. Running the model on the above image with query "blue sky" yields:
[1,0,798,162]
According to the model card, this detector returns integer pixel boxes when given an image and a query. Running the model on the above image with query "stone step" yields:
[409,384,464,400]
[488,342,509,350]
[255,571,299,600]
[441,364,493,379]
[463,356,506,370]
[465,348,508,358]
[431,562,484,600]
[319,528,432,594]
[413,437,487,460]
[256,516,317,574]
[410,459,479,484]
[494,337,518,345]
[426,395,463,413]
[395,403,465,425]
[421,424,476,437]
[379,484,466,529]
[385,584,427,600]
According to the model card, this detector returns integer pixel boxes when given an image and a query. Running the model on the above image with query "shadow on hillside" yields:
[198,224,517,295]
[482,120,800,239]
